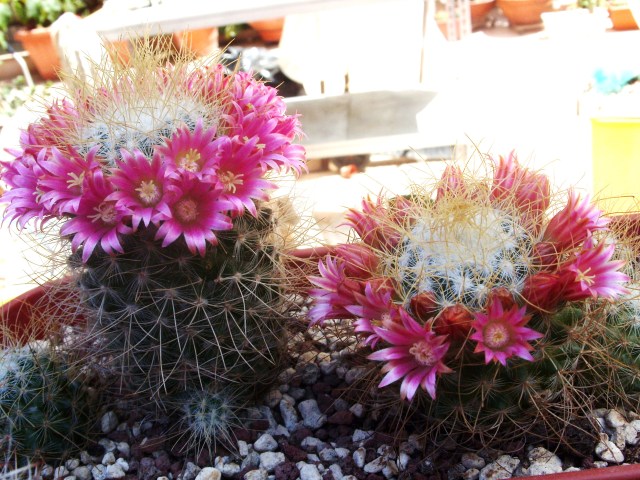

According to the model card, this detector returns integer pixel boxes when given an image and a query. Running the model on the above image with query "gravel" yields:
[22,329,640,480]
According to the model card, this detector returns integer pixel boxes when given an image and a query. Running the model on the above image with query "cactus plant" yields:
[307,152,639,446]
[0,345,96,463]
[0,38,306,452]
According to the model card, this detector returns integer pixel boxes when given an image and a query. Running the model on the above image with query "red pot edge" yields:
[537,463,640,479]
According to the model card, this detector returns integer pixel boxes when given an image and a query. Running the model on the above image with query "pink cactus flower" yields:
[521,272,567,312]
[1,150,52,229]
[470,299,543,366]
[490,151,550,233]
[436,165,466,202]
[211,136,276,216]
[154,174,232,256]
[334,243,380,279]
[308,257,365,325]
[544,190,609,251]
[156,120,218,180]
[37,147,102,216]
[368,308,451,401]
[108,150,169,229]
[347,281,398,347]
[560,237,629,301]
[60,171,132,262]
[345,195,403,251]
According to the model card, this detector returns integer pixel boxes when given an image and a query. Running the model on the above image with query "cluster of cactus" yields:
[307,153,640,446]
[0,345,96,463]
[0,37,306,455]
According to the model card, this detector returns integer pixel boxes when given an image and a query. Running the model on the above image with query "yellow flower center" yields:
[409,340,436,366]
[136,180,160,205]
[67,171,85,190]
[178,148,202,172]
[89,202,117,224]
[175,198,198,223]
[575,267,595,287]
[483,322,511,350]
[219,171,244,194]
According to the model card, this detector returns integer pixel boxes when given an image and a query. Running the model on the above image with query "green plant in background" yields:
[307,153,640,447]
[0,345,97,463]
[0,38,307,454]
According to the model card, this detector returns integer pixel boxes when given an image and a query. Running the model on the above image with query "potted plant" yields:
[608,0,639,29]
[1,0,100,80]
[497,0,554,29]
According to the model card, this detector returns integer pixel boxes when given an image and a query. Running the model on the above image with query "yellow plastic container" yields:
[592,117,640,212]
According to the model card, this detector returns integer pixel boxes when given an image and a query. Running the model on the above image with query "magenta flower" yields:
[368,308,451,401]
[345,196,403,251]
[60,171,132,262]
[212,136,276,216]
[560,237,629,301]
[347,281,398,347]
[334,243,380,279]
[308,257,364,325]
[1,150,52,229]
[470,299,542,366]
[108,150,169,229]
[544,190,609,251]
[521,272,567,312]
[156,121,218,179]
[154,174,232,256]
[38,147,101,215]
[436,165,466,202]
[490,151,550,233]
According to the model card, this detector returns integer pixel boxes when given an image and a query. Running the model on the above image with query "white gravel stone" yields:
[344,367,367,385]
[606,409,627,428]
[72,467,92,480]
[115,459,129,473]
[461,453,486,470]
[300,436,327,452]
[298,463,322,480]
[352,429,374,443]
[279,398,299,431]
[64,476,76,480]
[342,477,358,480]
[353,447,366,468]
[349,403,365,418]
[463,468,481,480]
[479,455,520,480]
[104,464,125,479]
[319,448,339,462]
[220,463,241,477]
[595,437,625,463]
[306,453,320,463]
[194,467,222,480]
[329,464,344,480]
[397,451,410,471]
[102,452,116,465]
[98,438,117,453]
[54,466,69,479]
[264,389,283,408]
[335,447,350,459]
[242,452,261,470]
[237,440,250,457]
[91,465,105,480]
[382,460,399,479]
[101,411,119,434]
[179,462,201,480]
[116,442,130,458]
[65,459,80,471]
[364,456,386,474]
[298,399,327,429]
[243,470,268,480]
[259,452,285,472]
[254,433,278,452]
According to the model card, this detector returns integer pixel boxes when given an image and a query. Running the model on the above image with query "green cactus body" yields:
[73,206,288,400]
[0,346,94,463]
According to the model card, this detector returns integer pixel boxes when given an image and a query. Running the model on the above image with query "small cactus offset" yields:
[307,152,639,445]
[0,345,96,463]
[0,38,306,452]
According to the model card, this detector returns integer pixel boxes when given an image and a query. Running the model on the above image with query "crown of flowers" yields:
[0,55,305,262]
[308,153,630,401]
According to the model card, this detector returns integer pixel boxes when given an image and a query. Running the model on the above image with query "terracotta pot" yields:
[535,464,640,479]
[0,278,80,343]
[172,27,219,57]
[497,0,554,27]
[13,26,61,80]
[608,5,639,30]
[471,0,497,27]
[249,17,285,43]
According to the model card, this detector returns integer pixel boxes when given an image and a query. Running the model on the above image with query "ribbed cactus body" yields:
[73,205,287,400]
[0,346,94,462]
